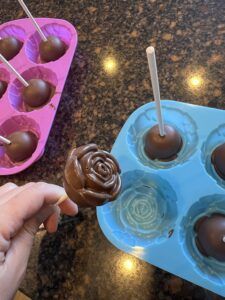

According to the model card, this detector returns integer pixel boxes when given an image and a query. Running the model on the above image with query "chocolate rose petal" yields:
[105,159,118,175]
[95,163,110,179]
[104,153,121,173]
[64,155,85,189]
[110,175,122,200]
[86,173,117,191]
[82,152,109,182]
[91,166,108,182]
[82,189,113,207]
[74,143,98,159]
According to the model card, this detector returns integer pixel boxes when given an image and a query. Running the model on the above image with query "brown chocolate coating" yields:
[211,143,225,180]
[194,213,225,261]
[39,36,67,63]
[0,37,23,61]
[144,124,183,161]
[64,144,121,207]
[22,79,52,108]
[5,131,38,162]
[0,80,7,98]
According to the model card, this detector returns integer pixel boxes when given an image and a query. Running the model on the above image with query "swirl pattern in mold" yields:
[180,195,225,285]
[127,105,198,169]
[100,170,178,247]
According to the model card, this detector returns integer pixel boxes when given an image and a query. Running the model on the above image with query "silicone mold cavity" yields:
[180,195,225,285]
[127,105,198,169]
[100,170,177,248]
[9,66,58,112]
[26,23,72,63]
[0,115,40,168]
[0,24,26,41]
[202,124,225,188]
[0,68,10,83]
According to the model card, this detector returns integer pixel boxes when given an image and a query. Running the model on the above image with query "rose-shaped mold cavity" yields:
[26,23,72,64]
[0,68,10,97]
[9,66,58,112]
[202,125,225,188]
[0,25,25,60]
[180,195,225,285]
[99,170,178,248]
[0,115,40,168]
[127,105,198,169]
[64,144,121,207]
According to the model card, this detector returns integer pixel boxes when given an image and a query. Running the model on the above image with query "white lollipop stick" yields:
[0,135,11,145]
[146,46,165,136]
[18,0,47,42]
[57,194,68,205]
[0,54,29,87]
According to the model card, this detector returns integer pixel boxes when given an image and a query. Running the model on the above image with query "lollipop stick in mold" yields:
[144,47,183,161]
[0,54,29,87]
[18,0,66,63]
[0,54,52,108]
[0,135,11,145]
[18,0,47,42]
[146,46,165,136]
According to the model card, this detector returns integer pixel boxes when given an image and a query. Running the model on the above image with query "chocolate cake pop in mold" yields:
[39,36,67,63]
[144,124,183,161]
[22,79,52,108]
[194,213,225,262]
[5,131,38,162]
[0,37,23,61]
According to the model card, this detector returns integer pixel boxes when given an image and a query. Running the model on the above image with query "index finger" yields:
[0,182,65,240]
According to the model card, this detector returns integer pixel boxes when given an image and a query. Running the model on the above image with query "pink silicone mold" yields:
[0,18,78,175]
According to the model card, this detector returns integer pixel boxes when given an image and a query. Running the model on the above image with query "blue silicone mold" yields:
[97,100,225,297]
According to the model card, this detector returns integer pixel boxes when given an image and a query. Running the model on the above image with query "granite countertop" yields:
[0,0,225,299]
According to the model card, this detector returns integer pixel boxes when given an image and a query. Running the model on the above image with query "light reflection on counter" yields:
[184,67,207,95]
[117,253,138,276]
[102,55,118,76]
[187,74,203,89]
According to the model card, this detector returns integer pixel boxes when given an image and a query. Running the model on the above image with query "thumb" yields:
[5,205,56,287]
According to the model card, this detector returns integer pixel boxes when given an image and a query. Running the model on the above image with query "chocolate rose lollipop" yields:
[63,144,121,207]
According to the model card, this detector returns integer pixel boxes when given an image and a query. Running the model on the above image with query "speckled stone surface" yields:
[0,0,225,299]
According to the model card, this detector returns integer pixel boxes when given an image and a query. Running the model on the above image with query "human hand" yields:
[0,182,78,300]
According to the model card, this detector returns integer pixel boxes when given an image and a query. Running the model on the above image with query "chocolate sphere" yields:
[0,37,23,61]
[39,36,67,63]
[0,80,7,98]
[5,131,38,162]
[194,213,225,261]
[211,143,225,180]
[22,79,52,108]
[144,124,183,161]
